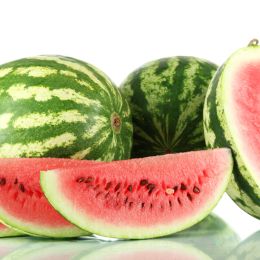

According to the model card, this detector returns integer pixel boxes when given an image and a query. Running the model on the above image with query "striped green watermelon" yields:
[120,56,217,158]
[0,55,132,161]
[203,40,260,219]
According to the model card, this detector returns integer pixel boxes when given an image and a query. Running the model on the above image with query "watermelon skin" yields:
[0,56,132,161]
[203,46,260,219]
[120,56,217,158]
[40,149,232,239]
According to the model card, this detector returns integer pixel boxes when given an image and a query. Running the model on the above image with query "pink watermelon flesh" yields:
[230,60,260,180]
[41,148,232,239]
[0,158,100,238]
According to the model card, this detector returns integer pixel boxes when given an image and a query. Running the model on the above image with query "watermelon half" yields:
[204,40,260,219]
[41,149,232,239]
[0,158,101,238]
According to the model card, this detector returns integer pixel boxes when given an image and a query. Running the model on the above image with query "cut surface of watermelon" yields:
[0,158,99,238]
[41,149,232,239]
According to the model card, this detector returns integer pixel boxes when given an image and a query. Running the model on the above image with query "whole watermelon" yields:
[120,56,217,158]
[0,55,132,161]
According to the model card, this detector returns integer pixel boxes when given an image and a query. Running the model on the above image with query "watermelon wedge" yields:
[204,40,260,218]
[0,158,100,238]
[41,149,232,239]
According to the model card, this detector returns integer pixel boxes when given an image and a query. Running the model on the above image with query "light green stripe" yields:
[0,132,76,157]
[14,66,57,77]
[0,67,13,78]
[13,110,87,129]
[71,147,92,160]
[29,56,111,96]
[60,70,77,78]
[0,113,13,129]
[6,84,101,107]
[83,116,108,139]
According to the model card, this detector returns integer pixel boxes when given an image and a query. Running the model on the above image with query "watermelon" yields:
[0,158,104,238]
[0,223,23,238]
[41,148,232,239]
[120,56,217,158]
[204,40,260,219]
[0,55,132,161]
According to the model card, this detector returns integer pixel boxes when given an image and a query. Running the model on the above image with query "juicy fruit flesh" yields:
[229,60,260,180]
[41,149,232,238]
[0,158,98,237]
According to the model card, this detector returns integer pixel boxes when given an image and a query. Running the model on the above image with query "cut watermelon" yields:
[41,149,232,239]
[204,40,260,218]
[0,158,100,238]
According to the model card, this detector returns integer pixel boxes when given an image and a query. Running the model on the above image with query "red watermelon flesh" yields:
[0,158,99,238]
[228,60,260,182]
[41,149,232,239]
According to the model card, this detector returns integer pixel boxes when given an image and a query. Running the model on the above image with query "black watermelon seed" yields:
[124,197,129,204]
[150,203,153,209]
[169,200,172,207]
[187,193,193,201]
[14,178,18,184]
[127,185,133,192]
[193,186,200,193]
[95,192,102,198]
[76,177,85,183]
[147,183,155,190]
[140,179,148,186]
[141,202,145,208]
[105,182,112,190]
[85,177,94,183]
[148,187,155,195]
[173,185,178,192]
[0,178,6,186]
[180,183,187,190]
[177,197,182,205]
[19,184,25,192]
[114,183,121,192]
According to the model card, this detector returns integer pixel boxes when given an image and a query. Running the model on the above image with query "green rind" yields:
[0,225,24,238]
[0,55,132,161]
[120,56,217,158]
[40,151,233,239]
[204,47,260,219]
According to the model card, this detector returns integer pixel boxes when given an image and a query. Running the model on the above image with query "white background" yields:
[0,0,259,240]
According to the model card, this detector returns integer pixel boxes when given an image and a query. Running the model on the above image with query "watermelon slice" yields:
[0,223,23,238]
[0,158,100,238]
[41,149,233,239]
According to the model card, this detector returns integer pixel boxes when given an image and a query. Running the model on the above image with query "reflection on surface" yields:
[170,213,240,259]
[1,214,241,260]
[228,231,260,260]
